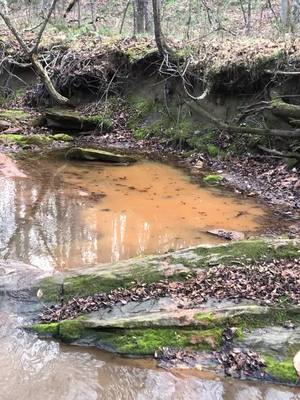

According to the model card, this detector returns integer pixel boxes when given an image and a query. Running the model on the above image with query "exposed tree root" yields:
[185,99,300,138]
[257,145,300,159]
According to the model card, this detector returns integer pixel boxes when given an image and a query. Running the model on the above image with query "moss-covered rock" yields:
[52,133,73,142]
[0,109,30,121]
[264,355,299,384]
[29,319,223,355]
[28,238,300,384]
[44,109,113,132]
[207,144,219,157]
[203,174,223,185]
[65,147,136,163]
[37,239,300,303]
[0,134,54,147]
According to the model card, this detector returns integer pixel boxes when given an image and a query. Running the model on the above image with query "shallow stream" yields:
[0,153,299,399]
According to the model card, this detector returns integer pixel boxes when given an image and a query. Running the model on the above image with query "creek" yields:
[0,152,299,399]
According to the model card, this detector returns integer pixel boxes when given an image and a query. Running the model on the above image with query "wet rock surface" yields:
[40,258,300,323]
[65,147,136,163]
[207,229,245,241]
[0,259,46,291]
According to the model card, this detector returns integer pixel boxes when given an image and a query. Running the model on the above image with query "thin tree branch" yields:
[31,0,59,54]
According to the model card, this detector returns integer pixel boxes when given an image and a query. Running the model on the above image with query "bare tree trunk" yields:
[0,0,69,105]
[63,0,79,17]
[135,0,151,33]
[144,0,152,32]
[136,0,145,33]
[132,0,137,36]
[152,0,168,56]
[90,0,96,30]
[281,0,290,27]
[120,0,131,34]
[246,0,252,33]
[77,0,81,28]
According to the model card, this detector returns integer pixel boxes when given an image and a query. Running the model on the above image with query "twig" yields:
[258,145,300,159]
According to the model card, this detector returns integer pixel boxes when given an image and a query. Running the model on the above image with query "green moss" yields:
[63,275,130,299]
[124,44,157,63]
[28,322,59,336]
[44,109,113,132]
[264,355,298,384]
[63,267,164,301]
[110,327,223,355]
[86,115,113,131]
[29,319,225,355]
[59,320,85,342]
[127,96,159,138]
[39,240,300,302]
[0,109,29,121]
[38,276,62,303]
[29,319,86,343]
[0,134,53,147]
[194,240,300,266]
[196,308,300,333]
[207,144,219,157]
[52,133,73,142]
[203,174,223,185]
[163,121,196,147]
[187,131,216,152]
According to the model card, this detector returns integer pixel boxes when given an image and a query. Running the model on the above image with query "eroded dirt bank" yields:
[0,38,299,220]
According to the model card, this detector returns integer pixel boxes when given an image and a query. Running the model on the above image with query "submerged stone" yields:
[0,153,27,178]
[65,147,136,163]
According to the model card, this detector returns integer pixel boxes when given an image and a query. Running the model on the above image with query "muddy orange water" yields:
[1,153,299,400]
[0,154,266,270]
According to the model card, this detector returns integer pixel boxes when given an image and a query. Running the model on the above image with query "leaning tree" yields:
[0,0,69,104]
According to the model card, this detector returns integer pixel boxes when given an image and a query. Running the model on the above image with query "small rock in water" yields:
[283,320,296,329]
[207,229,245,241]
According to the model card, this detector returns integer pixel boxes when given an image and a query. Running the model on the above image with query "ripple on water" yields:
[0,155,297,400]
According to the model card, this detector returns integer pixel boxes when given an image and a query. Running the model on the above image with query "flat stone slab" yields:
[65,147,136,163]
[44,109,112,132]
[0,259,48,292]
[242,326,300,355]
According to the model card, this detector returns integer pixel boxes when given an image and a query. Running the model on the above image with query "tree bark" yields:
[270,91,300,121]
[136,0,145,33]
[152,0,167,56]
[31,55,69,105]
[134,0,151,33]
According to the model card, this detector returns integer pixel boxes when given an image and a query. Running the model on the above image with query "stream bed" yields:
[1,153,299,399]
[0,153,266,270]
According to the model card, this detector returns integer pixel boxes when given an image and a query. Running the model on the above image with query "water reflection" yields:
[0,156,266,270]
[1,296,300,400]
